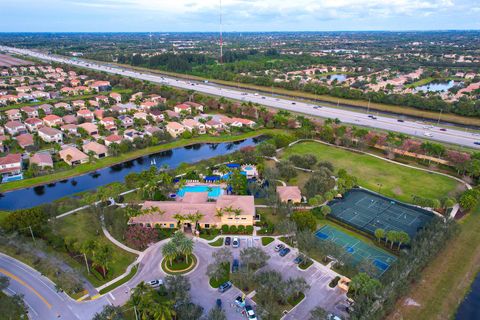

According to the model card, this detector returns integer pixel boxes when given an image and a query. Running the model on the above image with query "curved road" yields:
[2,45,479,149]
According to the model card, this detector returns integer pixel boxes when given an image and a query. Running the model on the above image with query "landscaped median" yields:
[161,254,197,275]
[0,128,286,193]
[98,264,138,295]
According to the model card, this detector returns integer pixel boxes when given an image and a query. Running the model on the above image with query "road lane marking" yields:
[0,268,52,309]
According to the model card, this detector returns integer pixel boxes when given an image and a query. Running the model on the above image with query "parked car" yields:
[232,237,239,248]
[146,279,163,288]
[293,255,303,264]
[245,305,257,320]
[225,237,231,246]
[218,281,232,293]
[279,247,291,257]
[274,243,285,252]
[232,259,239,273]
[327,313,342,320]
[216,298,222,309]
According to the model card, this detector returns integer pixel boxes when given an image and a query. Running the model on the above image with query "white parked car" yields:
[146,279,163,288]
[232,237,240,248]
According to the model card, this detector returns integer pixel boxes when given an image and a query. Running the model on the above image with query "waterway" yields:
[0,137,263,210]
[415,80,458,93]
[456,272,480,320]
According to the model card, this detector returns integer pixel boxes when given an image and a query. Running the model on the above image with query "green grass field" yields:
[54,209,136,287]
[281,141,463,202]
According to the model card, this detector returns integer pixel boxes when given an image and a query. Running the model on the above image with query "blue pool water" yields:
[177,185,223,198]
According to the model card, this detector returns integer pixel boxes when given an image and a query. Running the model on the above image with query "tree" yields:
[291,211,317,232]
[212,247,233,266]
[228,169,248,195]
[303,171,335,199]
[206,307,227,320]
[276,220,297,238]
[257,142,277,157]
[397,231,410,249]
[162,241,178,267]
[240,247,270,271]
[175,302,203,320]
[374,228,385,243]
[92,305,124,320]
[386,230,398,249]
[276,160,297,181]
[285,277,310,301]
[459,189,480,210]
[309,306,328,320]
[164,275,191,303]
[92,242,113,278]
[349,272,381,300]
[178,236,194,264]
[320,205,331,217]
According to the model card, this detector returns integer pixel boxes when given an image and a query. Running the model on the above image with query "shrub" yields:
[246,225,254,234]
[229,225,237,234]
[237,225,245,234]
[221,224,229,233]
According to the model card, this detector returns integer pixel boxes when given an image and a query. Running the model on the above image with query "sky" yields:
[1,0,479,32]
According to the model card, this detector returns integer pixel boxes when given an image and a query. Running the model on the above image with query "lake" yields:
[0,137,264,210]
[456,272,480,320]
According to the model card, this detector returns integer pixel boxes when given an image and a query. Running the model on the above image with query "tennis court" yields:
[329,188,435,238]
[315,225,396,275]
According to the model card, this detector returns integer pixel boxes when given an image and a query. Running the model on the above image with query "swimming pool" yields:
[177,185,223,198]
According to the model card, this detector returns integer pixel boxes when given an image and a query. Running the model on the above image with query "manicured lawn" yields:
[299,259,313,270]
[261,237,274,246]
[281,141,462,203]
[54,209,137,287]
[405,77,434,88]
[0,128,286,193]
[209,237,224,247]
[388,206,480,320]
[287,292,305,307]
[99,264,138,295]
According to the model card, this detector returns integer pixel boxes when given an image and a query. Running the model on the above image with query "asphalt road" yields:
[2,45,479,150]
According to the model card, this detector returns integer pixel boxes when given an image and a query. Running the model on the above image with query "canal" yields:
[456,272,480,320]
[0,137,263,210]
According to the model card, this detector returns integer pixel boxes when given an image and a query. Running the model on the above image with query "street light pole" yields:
[437,109,443,126]
[28,226,36,245]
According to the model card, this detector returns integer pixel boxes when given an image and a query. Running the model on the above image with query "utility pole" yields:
[437,109,443,126]
[28,226,36,244]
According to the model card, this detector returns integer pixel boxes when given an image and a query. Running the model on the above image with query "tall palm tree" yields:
[151,298,175,320]
[162,241,178,267]
[173,213,186,230]
[178,237,194,264]
[215,208,224,219]
[188,211,204,231]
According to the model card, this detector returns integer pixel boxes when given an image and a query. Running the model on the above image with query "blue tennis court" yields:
[315,225,396,275]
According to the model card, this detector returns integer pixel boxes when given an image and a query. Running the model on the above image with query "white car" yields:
[232,237,239,248]
[424,132,433,137]
[146,279,163,288]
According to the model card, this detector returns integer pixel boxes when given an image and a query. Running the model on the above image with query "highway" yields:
[2,45,479,149]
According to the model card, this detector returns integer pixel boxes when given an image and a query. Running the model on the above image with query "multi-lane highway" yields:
[2,45,479,149]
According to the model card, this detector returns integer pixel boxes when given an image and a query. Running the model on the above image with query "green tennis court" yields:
[329,188,435,238]
[315,225,396,275]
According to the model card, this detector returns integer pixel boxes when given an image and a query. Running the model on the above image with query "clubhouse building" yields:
[129,192,255,232]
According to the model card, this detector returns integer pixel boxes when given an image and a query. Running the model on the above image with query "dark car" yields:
[293,255,303,264]
[397,119,404,122]
[245,305,258,320]
[292,102,296,104]
[216,298,222,309]
[440,128,447,131]
[474,142,480,145]
[279,248,291,257]
[232,259,239,273]
[225,237,231,246]
[218,281,232,293]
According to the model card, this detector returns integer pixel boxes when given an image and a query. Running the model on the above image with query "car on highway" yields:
[291,102,296,104]
[371,116,377,120]
[279,247,291,257]
[261,96,266,99]
[218,281,232,293]
[232,259,239,273]
[424,132,433,137]
[440,128,447,131]
[474,142,480,145]
[245,305,257,320]
[146,279,163,288]
[225,236,231,246]
[232,237,239,248]
[274,243,285,252]
[397,119,404,122]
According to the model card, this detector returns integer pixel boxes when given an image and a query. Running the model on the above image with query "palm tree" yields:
[188,211,204,231]
[397,231,410,249]
[386,230,398,249]
[215,208,224,219]
[178,237,194,264]
[173,213,186,230]
[151,298,175,320]
[374,228,385,243]
[162,241,178,267]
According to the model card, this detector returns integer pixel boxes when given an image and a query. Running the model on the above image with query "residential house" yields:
[4,121,27,136]
[130,92,143,102]
[72,100,86,109]
[42,114,63,127]
[38,104,53,115]
[16,133,34,149]
[174,103,191,114]
[165,110,180,119]
[54,102,72,111]
[5,109,22,121]
[82,141,108,158]
[62,114,78,124]
[104,134,123,146]
[123,129,143,142]
[232,117,256,128]
[118,115,134,127]
[77,122,99,136]
[20,106,38,118]
[24,118,44,132]
[133,112,148,122]
[95,95,109,104]
[184,101,204,112]
[38,127,63,143]
[89,80,111,92]
[61,124,78,136]
[205,119,225,132]
[144,125,162,136]
[147,94,167,104]
[277,186,302,203]
[0,154,22,181]
[93,109,104,120]
[149,110,164,122]
[100,117,117,132]
[30,152,53,169]
[77,109,94,121]
[165,122,185,138]
[59,147,89,166]
[182,118,206,134]
[110,92,122,103]
[140,101,156,112]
